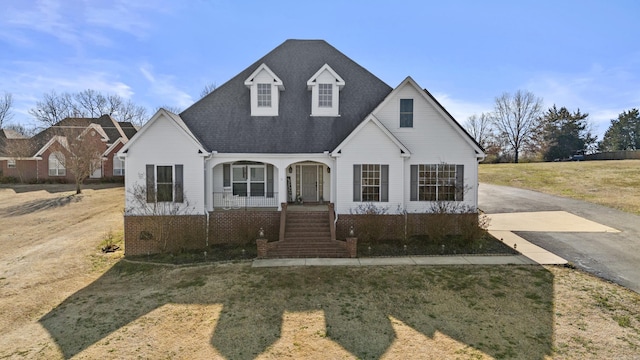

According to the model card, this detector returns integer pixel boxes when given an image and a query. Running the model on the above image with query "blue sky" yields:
[1,0,639,138]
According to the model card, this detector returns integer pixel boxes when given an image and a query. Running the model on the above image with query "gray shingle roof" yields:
[180,40,393,153]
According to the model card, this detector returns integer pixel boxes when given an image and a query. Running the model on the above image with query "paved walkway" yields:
[253,255,535,267]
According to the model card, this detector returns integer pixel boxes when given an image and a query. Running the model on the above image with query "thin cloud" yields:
[139,64,194,110]
[432,92,493,124]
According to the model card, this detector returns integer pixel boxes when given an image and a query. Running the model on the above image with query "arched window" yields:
[48,151,66,176]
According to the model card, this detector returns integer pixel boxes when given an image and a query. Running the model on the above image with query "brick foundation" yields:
[124,215,207,256]
[208,210,280,245]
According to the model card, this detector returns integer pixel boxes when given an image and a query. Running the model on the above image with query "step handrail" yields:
[279,203,287,242]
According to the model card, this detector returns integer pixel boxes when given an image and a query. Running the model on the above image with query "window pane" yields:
[157,166,172,183]
[157,184,173,202]
[319,83,332,107]
[257,83,271,107]
[250,183,265,196]
[360,164,381,202]
[400,99,413,128]
[233,183,247,196]
[250,167,264,181]
[233,167,247,181]
[156,166,173,201]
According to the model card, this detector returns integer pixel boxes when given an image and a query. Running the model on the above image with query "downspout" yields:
[204,151,214,247]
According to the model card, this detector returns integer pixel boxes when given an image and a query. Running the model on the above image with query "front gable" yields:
[372,77,485,161]
[119,109,208,160]
[332,116,410,158]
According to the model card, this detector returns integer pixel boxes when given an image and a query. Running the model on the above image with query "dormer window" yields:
[318,84,332,107]
[307,64,345,117]
[244,64,284,116]
[257,83,271,107]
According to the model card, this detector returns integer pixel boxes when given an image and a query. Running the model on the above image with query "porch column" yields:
[277,163,288,210]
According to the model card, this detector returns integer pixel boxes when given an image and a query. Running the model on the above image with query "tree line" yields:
[464,90,639,163]
[0,82,218,136]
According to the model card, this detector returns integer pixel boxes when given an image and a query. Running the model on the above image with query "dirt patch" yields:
[0,185,639,359]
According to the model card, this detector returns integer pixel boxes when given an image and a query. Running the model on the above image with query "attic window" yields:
[318,84,332,107]
[257,83,271,107]
[244,64,284,116]
[307,64,345,117]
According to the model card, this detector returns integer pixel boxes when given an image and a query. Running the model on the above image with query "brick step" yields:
[286,218,329,224]
[283,237,332,243]
[285,222,329,229]
[268,242,348,258]
[284,231,331,241]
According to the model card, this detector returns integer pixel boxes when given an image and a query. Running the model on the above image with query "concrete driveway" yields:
[480,183,640,293]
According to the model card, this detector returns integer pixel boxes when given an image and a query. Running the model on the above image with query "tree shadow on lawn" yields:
[0,193,82,216]
[0,183,122,194]
[40,261,554,359]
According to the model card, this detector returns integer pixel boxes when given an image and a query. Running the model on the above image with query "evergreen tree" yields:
[541,106,595,161]
[599,109,640,151]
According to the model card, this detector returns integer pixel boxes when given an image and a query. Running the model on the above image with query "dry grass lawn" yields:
[0,184,639,359]
[479,160,640,215]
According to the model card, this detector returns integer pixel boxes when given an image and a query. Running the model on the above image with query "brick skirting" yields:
[125,211,479,256]
[124,215,207,256]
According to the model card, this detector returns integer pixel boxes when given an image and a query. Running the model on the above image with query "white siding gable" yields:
[372,78,483,211]
[334,120,405,214]
[121,113,206,214]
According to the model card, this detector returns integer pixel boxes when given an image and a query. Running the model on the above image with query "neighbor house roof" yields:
[179,39,393,153]
[0,115,137,159]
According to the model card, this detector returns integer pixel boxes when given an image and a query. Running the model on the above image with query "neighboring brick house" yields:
[0,115,137,183]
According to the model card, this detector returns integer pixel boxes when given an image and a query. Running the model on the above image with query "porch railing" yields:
[213,192,279,209]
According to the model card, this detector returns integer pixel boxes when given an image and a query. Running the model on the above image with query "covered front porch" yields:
[207,156,334,211]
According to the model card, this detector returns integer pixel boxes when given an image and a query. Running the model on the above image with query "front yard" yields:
[0,184,639,359]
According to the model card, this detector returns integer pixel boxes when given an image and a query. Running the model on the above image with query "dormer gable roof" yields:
[306,63,345,90]
[179,39,393,153]
[244,63,284,90]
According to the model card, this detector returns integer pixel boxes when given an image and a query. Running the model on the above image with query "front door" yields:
[301,165,318,202]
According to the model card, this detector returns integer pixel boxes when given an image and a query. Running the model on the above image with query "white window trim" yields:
[307,64,345,117]
[113,156,125,176]
[244,64,284,116]
[231,164,267,197]
[48,152,66,177]
[7,159,16,168]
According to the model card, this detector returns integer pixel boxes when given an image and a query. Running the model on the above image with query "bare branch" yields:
[0,92,13,128]
[490,90,543,163]
[200,82,217,98]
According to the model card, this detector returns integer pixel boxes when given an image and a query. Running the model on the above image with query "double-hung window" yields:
[410,164,464,201]
[223,163,275,198]
[145,164,183,203]
[113,156,125,176]
[400,99,413,128]
[7,159,16,168]
[318,83,332,107]
[257,83,271,107]
[353,164,389,202]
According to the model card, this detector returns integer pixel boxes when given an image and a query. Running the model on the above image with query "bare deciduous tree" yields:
[125,183,197,253]
[50,126,105,194]
[200,82,217,98]
[29,90,149,128]
[464,113,492,148]
[155,105,183,114]
[0,92,13,128]
[490,90,543,163]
